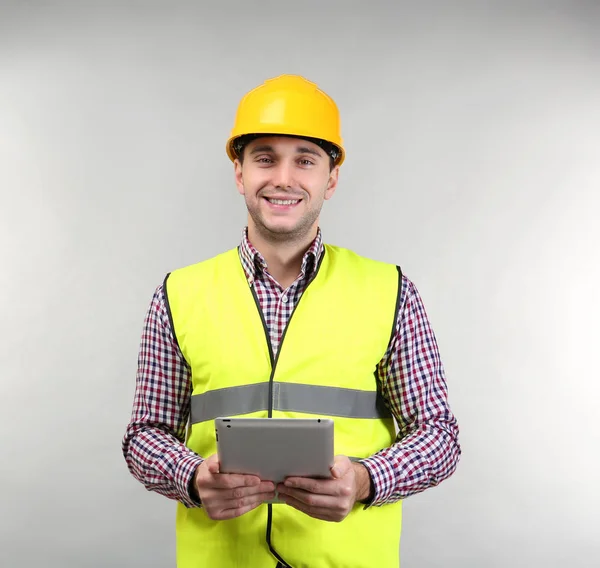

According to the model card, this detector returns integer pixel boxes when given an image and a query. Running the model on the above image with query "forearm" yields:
[360,416,460,505]
[365,275,461,505]
[122,422,203,508]
[123,282,202,508]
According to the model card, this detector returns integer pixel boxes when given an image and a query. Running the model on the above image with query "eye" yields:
[255,156,274,164]
[298,159,315,166]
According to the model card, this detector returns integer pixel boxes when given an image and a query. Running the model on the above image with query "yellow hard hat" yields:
[226,74,345,166]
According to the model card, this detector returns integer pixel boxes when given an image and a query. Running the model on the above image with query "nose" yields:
[272,162,294,190]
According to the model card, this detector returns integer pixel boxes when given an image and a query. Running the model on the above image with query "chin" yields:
[266,224,298,235]
[258,220,302,236]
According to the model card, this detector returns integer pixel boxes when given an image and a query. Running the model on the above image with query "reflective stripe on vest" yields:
[189,382,393,423]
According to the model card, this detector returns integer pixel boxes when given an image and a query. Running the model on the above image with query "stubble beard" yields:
[246,195,323,245]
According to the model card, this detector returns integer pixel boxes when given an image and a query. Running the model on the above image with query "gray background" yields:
[1,1,599,566]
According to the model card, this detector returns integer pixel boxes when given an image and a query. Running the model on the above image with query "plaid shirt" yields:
[122,228,460,508]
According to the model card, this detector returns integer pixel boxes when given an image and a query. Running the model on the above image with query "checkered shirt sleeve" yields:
[360,276,461,505]
[121,285,201,508]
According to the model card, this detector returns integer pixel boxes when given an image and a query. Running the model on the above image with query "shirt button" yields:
[281,295,288,303]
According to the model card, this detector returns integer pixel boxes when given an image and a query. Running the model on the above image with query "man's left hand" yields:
[276,455,372,522]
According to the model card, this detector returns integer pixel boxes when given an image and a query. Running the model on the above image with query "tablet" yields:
[215,417,334,495]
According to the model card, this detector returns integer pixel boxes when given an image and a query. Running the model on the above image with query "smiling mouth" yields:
[264,198,301,205]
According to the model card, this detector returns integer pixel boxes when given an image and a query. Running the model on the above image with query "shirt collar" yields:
[239,227,324,286]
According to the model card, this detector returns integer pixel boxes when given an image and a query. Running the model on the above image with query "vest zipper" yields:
[247,250,326,568]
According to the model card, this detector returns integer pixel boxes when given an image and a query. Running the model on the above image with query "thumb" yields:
[330,455,351,479]
[206,453,220,474]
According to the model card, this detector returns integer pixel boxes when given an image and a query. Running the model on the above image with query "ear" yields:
[324,165,340,201]
[234,159,245,195]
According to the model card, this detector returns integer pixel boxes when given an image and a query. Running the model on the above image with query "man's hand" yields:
[194,454,276,520]
[276,455,373,522]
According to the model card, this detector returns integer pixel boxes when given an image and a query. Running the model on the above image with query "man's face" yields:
[234,136,339,242]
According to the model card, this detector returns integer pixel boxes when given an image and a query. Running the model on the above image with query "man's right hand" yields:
[194,454,276,520]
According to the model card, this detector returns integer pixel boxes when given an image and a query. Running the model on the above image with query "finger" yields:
[281,494,338,522]
[209,473,263,490]
[221,490,277,509]
[212,499,265,521]
[277,485,337,508]
[281,476,350,497]
[200,481,275,507]
[281,477,333,495]
[223,482,276,501]
[211,491,276,519]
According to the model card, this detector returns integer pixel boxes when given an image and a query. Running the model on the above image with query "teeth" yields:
[268,199,299,205]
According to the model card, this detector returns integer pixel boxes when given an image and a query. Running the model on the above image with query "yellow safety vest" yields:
[165,244,403,568]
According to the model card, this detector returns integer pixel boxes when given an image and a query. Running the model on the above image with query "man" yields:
[122,74,461,567]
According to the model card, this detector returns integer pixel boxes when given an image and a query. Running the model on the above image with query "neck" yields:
[247,225,317,289]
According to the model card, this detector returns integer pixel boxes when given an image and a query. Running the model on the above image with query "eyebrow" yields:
[249,144,324,158]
